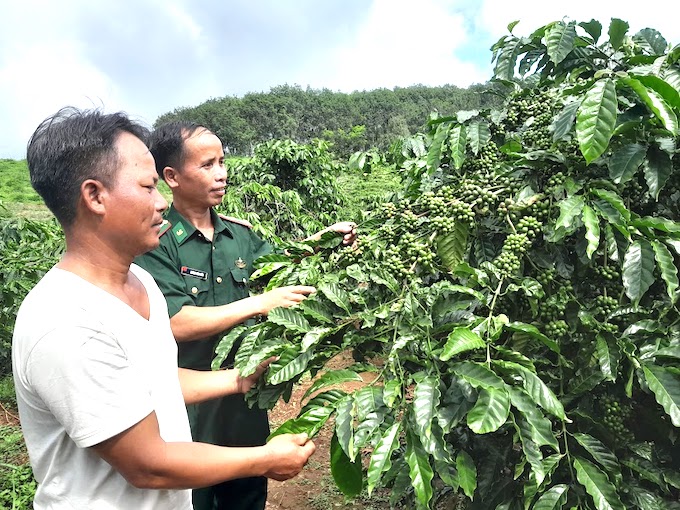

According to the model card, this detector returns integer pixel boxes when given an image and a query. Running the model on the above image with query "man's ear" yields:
[163,166,179,189]
[80,179,107,216]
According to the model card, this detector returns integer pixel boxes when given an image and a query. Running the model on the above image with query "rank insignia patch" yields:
[235,257,247,269]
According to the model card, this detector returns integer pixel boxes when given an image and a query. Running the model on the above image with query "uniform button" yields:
[212,246,215,250]
[216,276,223,283]
[191,287,198,294]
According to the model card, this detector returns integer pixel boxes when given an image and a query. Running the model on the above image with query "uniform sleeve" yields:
[27,326,153,448]
[249,230,273,268]
[136,243,191,318]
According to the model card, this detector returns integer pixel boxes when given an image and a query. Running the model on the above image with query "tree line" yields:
[154,83,503,157]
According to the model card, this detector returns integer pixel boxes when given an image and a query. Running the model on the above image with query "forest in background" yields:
[155,82,503,157]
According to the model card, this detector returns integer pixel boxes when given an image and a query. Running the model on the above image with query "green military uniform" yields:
[135,204,272,510]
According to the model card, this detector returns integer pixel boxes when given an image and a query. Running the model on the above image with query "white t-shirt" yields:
[12,264,193,510]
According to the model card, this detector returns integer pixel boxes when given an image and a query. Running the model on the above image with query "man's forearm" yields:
[178,368,241,404]
[170,298,264,342]
[129,441,272,489]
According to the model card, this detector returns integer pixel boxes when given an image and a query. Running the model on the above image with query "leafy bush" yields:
[0,214,64,375]
[217,18,680,509]
[218,139,350,243]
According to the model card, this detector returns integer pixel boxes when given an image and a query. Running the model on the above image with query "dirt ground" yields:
[265,352,393,510]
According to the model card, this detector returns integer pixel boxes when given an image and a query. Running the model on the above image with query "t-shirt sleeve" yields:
[27,326,153,448]
[136,244,191,318]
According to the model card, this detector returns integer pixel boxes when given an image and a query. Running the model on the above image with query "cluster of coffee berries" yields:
[593,295,618,319]
[545,319,569,338]
[598,393,634,444]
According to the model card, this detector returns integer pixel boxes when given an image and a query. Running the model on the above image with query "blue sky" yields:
[1,0,678,159]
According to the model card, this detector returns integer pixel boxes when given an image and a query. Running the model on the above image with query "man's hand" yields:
[235,357,276,394]
[326,221,358,246]
[254,285,316,315]
[263,433,316,481]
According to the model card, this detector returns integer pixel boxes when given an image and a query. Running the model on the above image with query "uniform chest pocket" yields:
[183,275,211,302]
[230,267,250,287]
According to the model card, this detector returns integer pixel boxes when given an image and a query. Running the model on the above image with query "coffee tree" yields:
[215,18,680,509]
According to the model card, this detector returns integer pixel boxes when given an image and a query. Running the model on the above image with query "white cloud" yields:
[319,0,489,91]
[479,0,680,44]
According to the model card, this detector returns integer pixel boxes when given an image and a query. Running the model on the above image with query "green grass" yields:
[0,160,40,205]
[336,164,401,223]
[0,376,36,510]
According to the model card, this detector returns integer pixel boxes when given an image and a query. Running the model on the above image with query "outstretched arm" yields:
[170,285,316,342]
[91,412,316,489]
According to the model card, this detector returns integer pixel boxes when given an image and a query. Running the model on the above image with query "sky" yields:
[1,0,678,159]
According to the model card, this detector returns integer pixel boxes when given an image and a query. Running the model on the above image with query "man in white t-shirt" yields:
[12,108,316,509]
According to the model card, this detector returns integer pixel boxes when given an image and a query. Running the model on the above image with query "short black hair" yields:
[26,107,149,228]
[148,121,209,179]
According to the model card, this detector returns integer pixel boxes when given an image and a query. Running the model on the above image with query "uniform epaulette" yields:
[218,214,253,229]
[159,219,172,237]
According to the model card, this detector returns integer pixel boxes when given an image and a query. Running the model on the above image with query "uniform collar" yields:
[166,205,233,245]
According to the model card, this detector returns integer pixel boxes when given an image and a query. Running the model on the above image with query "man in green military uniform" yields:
[135,121,356,510]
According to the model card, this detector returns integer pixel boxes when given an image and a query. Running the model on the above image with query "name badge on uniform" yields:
[181,266,208,280]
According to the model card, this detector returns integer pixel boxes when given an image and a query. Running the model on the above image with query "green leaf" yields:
[546,21,576,65]
[551,101,580,142]
[427,120,452,172]
[300,326,333,352]
[555,195,585,231]
[633,28,668,55]
[643,145,673,200]
[212,325,247,369]
[498,361,566,420]
[494,37,522,81]
[468,120,491,156]
[300,298,334,324]
[582,205,600,260]
[467,387,510,434]
[440,327,486,361]
[591,188,630,223]
[576,78,618,164]
[267,348,314,385]
[532,484,568,510]
[413,375,441,451]
[607,143,646,184]
[437,222,469,271]
[573,457,625,510]
[450,124,467,170]
[594,334,620,382]
[608,18,629,51]
[302,369,363,401]
[505,321,560,354]
[642,364,680,426]
[451,361,506,390]
[507,387,558,450]
[579,20,602,43]
[236,341,287,377]
[318,283,351,314]
[651,240,679,303]
[456,450,477,500]
[622,78,678,135]
[331,431,363,497]
[633,75,680,111]
[366,421,401,495]
[632,216,680,233]
[335,396,356,460]
[622,240,656,304]
[268,307,311,333]
[572,433,622,482]
[268,405,333,440]
[406,429,434,508]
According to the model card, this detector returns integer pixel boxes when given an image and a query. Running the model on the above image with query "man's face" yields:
[103,131,168,256]
[174,129,226,209]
